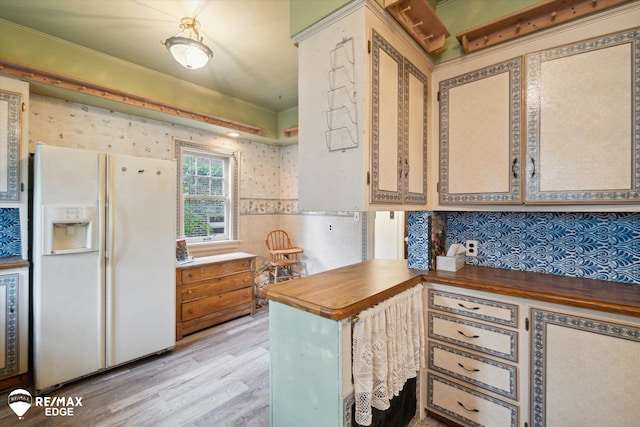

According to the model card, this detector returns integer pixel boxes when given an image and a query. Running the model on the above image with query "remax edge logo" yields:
[7,389,32,419]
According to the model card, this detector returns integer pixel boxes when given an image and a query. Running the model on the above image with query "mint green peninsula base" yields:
[269,302,351,426]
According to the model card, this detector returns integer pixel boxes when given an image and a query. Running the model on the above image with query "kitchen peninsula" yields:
[263,260,640,427]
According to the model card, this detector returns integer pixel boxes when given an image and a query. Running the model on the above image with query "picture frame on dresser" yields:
[0,89,22,201]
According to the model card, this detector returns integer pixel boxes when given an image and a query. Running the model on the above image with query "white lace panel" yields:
[352,284,425,426]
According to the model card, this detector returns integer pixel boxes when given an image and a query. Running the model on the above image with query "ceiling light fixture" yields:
[162,17,213,70]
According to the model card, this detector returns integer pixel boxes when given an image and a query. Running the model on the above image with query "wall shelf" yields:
[456,0,634,54]
[0,59,264,136]
[385,0,450,53]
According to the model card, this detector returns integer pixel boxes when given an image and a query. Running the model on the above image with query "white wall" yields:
[374,211,404,259]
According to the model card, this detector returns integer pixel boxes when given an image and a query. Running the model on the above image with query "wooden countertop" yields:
[263,260,640,320]
[176,252,256,270]
[0,256,29,270]
[262,259,424,320]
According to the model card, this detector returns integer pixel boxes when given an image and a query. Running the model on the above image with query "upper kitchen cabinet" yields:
[0,76,29,387]
[438,57,522,204]
[434,3,640,209]
[371,30,428,204]
[0,76,28,204]
[296,0,433,212]
[525,29,640,204]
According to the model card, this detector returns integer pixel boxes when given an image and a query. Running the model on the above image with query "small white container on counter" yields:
[436,253,466,271]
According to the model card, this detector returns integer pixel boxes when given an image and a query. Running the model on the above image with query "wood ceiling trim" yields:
[0,59,264,136]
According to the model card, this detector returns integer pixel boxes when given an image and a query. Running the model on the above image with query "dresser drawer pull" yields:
[457,401,480,413]
[458,330,480,339]
[457,362,480,373]
[457,303,480,310]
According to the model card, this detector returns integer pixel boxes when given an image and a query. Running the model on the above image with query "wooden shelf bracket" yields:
[385,0,450,53]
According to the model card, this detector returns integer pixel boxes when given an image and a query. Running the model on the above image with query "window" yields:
[176,139,238,243]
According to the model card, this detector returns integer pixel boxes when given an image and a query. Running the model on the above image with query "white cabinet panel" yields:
[439,58,522,204]
[371,30,428,205]
[531,308,640,427]
[0,269,28,380]
[429,342,517,400]
[428,374,518,427]
[525,29,640,203]
[429,312,518,362]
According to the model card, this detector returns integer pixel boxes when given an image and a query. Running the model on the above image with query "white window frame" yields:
[175,139,239,246]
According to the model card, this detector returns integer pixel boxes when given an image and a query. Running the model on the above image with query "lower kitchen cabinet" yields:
[175,252,256,340]
[423,283,640,427]
[424,285,524,427]
[0,265,29,385]
[530,307,640,427]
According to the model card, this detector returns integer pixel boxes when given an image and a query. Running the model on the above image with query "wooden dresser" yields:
[175,252,256,340]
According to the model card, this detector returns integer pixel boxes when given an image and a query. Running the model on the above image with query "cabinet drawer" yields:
[182,287,252,321]
[428,342,517,400]
[429,289,518,327]
[181,272,253,303]
[429,312,518,362]
[181,258,252,284]
[427,374,518,427]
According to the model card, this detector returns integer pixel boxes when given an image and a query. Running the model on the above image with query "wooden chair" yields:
[265,230,303,284]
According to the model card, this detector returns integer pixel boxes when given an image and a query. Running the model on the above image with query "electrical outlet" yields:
[466,240,479,257]
[328,223,333,232]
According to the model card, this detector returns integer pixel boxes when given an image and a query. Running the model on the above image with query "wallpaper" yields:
[0,208,21,257]
[29,94,285,206]
[408,211,640,285]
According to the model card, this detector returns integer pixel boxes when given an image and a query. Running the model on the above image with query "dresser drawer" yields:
[429,312,518,362]
[181,258,253,284]
[429,289,518,327]
[182,287,252,321]
[428,342,517,400]
[181,272,253,303]
[427,374,518,427]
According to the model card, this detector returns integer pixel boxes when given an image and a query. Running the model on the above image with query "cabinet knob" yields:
[187,290,193,294]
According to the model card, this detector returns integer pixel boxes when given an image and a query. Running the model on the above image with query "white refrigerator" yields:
[33,144,176,394]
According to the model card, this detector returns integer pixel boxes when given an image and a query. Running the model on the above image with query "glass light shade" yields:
[164,36,213,69]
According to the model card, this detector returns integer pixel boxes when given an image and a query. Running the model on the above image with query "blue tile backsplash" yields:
[0,208,22,257]
[408,211,640,285]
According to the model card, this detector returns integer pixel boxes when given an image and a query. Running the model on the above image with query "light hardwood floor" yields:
[1,307,446,426]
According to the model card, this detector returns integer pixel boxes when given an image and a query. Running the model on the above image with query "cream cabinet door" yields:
[371,30,428,204]
[371,30,403,204]
[531,308,640,427]
[1,271,28,380]
[0,78,26,202]
[525,30,640,203]
[403,60,428,204]
[439,58,522,204]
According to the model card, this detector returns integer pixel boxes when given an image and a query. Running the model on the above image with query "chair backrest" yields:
[265,229,293,252]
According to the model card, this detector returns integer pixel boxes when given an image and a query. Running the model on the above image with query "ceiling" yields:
[0,0,299,113]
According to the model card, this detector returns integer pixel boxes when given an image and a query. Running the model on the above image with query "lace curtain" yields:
[352,284,425,426]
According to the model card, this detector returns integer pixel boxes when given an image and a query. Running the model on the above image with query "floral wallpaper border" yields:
[240,198,355,217]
